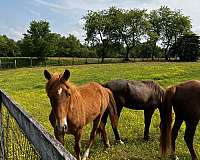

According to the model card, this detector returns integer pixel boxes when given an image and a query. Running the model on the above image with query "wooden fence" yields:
[0,90,76,160]
[0,57,171,69]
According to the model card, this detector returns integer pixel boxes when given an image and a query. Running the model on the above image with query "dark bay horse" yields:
[160,80,200,160]
[44,69,118,160]
[102,79,165,143]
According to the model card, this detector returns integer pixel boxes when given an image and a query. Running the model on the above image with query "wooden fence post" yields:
[30,58,33,67]
[0,91,5,160]
[14,59,17,68]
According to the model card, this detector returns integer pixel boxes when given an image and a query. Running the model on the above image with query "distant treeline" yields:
[0,6,199,62]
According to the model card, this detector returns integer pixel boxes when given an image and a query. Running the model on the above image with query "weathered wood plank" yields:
[0,91,5,160]
[0,90,76,160]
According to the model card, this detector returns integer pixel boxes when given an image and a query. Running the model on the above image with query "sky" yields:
[1,0,200,42]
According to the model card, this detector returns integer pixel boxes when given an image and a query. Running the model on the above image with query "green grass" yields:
[0,62,200,160]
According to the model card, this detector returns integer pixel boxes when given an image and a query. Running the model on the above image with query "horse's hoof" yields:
[83,149,90,160]
[169,155,179,160]
[175,156,179,160]
[115,139,124,144]
[143,136,149,141]
[104,143,111,149]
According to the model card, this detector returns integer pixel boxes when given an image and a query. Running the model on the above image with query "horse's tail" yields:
[107,89,118,129]
[101,83,113,126]
[160,86,176,157]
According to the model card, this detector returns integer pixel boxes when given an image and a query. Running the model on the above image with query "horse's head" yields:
[44,69,72,133]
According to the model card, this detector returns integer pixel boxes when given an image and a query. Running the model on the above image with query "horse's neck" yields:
[70,90,84,108]
[68,90,86,125]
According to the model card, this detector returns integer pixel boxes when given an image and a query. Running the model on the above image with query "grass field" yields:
[0,62,200,160]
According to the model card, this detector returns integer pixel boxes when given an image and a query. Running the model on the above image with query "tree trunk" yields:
[152,42,156,61]
[124,47,130,61]
[101,48,106,63]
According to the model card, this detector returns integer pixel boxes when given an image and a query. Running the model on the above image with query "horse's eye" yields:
[65,92,71,97]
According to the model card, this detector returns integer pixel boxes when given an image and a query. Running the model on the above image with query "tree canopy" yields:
[0,6,199,62]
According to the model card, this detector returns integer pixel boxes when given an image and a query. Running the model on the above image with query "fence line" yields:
[0,90,76,160]
[0,57,172,69]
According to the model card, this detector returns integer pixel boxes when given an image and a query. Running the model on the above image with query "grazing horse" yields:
[44,69,118,160]
[101,79,165,142]
[160,80,200,160]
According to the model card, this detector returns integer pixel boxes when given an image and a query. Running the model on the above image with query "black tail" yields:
[160,86,175,158]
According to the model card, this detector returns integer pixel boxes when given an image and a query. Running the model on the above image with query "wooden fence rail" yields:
[0,90,76,160]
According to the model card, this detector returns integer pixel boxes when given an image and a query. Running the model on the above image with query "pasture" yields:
[0,62,200,160]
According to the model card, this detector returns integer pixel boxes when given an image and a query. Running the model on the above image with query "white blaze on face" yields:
[57,87,63,95]
[56,117,68,132]
[62,117,67,126]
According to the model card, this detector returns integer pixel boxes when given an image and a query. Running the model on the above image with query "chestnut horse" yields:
[44,69,118,160]
[160,80,200,160]
[101,80,165,142]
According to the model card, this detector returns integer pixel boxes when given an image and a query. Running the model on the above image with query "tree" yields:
[170,33,200,61]
[147,10,162,60]
[84,10,112,62]
[65,34,81,57]
[0,35,19,57]
[19,20,52,59]
[158,6,191,60]
[107,7,149,61]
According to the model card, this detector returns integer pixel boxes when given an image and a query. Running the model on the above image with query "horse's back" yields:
[104,79,162,109]
[103,80,130,107]
[173,80,200,120]
[78,82,110,106]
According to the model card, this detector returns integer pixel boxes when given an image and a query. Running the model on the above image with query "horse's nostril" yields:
[56,125,63,132]
[63,124,68,132]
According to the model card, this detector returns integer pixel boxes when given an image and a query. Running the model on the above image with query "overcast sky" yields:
[1,0,200,42]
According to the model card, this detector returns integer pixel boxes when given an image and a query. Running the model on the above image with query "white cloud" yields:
[29,9,41,18]
[4,27,25,40]
[32,0,66,10]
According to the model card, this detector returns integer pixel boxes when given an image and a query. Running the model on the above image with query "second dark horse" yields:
[102,79,165,142]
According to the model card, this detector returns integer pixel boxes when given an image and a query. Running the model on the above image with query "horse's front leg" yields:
[83,115,101,160]
[74,128,82,160]
[144,108,155,141]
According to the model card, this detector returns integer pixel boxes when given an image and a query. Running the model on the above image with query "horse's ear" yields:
[44,70,51,80]
[63,69,70,81]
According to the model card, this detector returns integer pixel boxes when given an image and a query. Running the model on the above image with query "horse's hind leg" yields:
[101,108,109,127]
[103,105,123,144]
[184,120,199,160]
[144,108,155,141]
[83,115,102,160]
[170,115,183,159]
[98,122,110,148]
[112,106,123,143]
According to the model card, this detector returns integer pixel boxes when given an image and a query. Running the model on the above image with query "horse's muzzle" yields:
[56,124,68,133]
